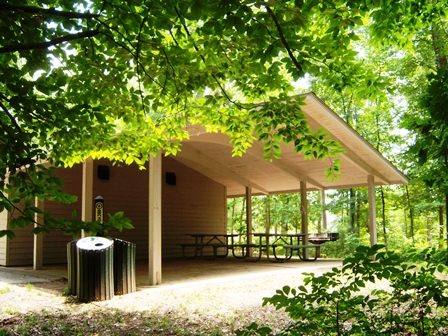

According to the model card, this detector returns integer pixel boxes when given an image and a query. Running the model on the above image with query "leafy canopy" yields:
[0,0,369,166]
[3,0,443,236]
[1,0,378,236]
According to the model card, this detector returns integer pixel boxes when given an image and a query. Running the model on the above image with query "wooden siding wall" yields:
[2,157,226,265]
[2,199,34,266]
[0,165,83,266]
[93,157,226,260]
[2,227,34,266]
[43,165,83,264]
[162,157,226,258]
[93,159,149,261]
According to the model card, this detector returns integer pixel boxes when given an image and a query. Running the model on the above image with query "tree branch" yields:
[100,33,165,92]
[264,5,303,76]
[174,5,247,109]
[95,20,165,90]
[0,190,43,229]
[0,3,99,19]
[161,47,177,82]
[0,30,99,53]
[0,94,22,132]
[136,14,148,115]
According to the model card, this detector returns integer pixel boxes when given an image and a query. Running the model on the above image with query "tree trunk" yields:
[265,195,271,235]
[437,205,444,248]
[380,186,388,250]
[349,188,356,234]
[445,193,448,265]
[430,22,448,263]
[281,197,290,233]
[405,185,415,244]
[355,192,361,236]
[431,24,448,70]
[229,198,236,234]
[426,214,432,244]
[239,197,246,243]
[321,189,327,232]
[403,204,408,238]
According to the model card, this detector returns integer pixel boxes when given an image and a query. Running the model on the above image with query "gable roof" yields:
[174,92,407,196]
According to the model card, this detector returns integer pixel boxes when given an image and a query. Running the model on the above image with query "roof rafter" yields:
[247,143,324,189]
[339,150,391,184]
[174,143,270,194]
[303,93,406,185]
[187,136,324,189]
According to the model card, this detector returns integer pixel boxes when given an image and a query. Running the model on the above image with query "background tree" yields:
[391,6,448,248]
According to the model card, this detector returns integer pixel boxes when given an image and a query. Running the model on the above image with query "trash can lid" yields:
[76,236,113,250]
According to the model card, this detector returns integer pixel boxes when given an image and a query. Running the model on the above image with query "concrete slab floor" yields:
[0,257,342,287]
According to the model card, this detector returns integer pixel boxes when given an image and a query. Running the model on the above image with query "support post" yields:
[245,186,253,256]
[81,158,94,238]
[300,181,309,259]
[149,153,162,285]
[33,198,44,270]
[368,175,377,246]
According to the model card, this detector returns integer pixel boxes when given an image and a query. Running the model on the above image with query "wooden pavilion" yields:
[0,93,407,285]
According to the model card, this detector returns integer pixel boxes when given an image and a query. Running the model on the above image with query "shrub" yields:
[238,245,448,335]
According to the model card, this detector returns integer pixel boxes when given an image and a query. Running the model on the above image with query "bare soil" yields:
[0,260,340,335]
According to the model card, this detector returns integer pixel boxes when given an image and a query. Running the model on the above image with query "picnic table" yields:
[273,232,340,261]
[230,233,306,261]
[181,232,339,261]
[181,233,239,258]
[231,232,340,261]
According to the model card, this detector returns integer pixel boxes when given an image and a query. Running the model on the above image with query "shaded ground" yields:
[0,258,341,335]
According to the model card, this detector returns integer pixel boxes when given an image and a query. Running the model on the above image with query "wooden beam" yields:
[33,198,44,270]
[367,175,377,245]
[246,186,253,257]
[81,158,93,238]
[341,151,391,184]
[187,137,324,189]
[175,143,269,194]
[304,93,407,184]
[300,181,309,259]
[148,153,162,285]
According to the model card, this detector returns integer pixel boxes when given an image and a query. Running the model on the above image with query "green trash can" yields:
[66,239,78,296]
[113,238,136,295]
[76,237,114,302]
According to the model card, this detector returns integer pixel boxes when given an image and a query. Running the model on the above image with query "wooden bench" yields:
[181,243,229,258]
[272,244,320,261]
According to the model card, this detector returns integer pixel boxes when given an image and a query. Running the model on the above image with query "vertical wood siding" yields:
[92,159,149,261]
[3,157,226,265]
[43,165,83,264]
[3,197,34,266]
[4,227,34,266]
[162,157,226,258]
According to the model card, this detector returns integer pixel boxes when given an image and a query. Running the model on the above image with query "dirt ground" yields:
[0,259,341,334]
